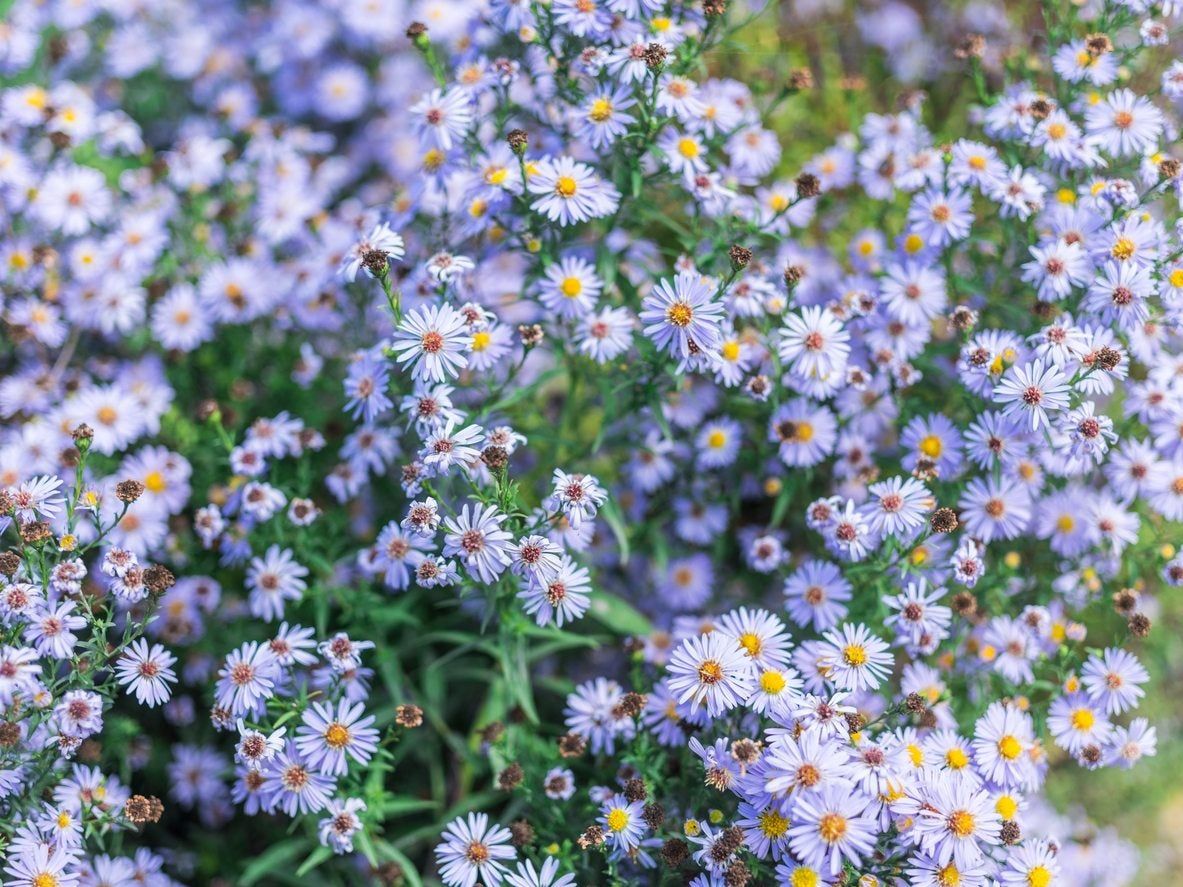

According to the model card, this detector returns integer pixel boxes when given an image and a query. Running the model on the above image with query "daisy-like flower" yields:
[564,677,637,754]
[971,701,1037,790]
[517,556,591,628]
[1047,693,1112,755]
[215,641,280,718]
[667,631,756,717]
[2,844,80,887]
[599,798,647,852]
[550,469,607,529]
[319,797,367,855]
[716,606,791,669]
[410,88,473,150]
[442,503,514,583]
[0,645,42,704]
[339,222,405,281]
[909,776,1002,869]
[763,727,851,797]
[1105,717,1157,769]
[993,359,1071,431]
[508,534,563,583]
[819,623,892,691]
[422,420,484,475]
[958,478,1032,543]
[1084,88,1164,157]
[7,474,65,522]
[640,271,726,359]
[295,699,380,777]
[527,156,619,226]
[884,579,952,651]
[787,785,877,877]
[434,812,516,887]
[784,559,852,632]
[778,306,851,380]
[246,545,309,622]
[262,742,336,816]
[696,418,742,469]
[539,255,602,318]
[234,719,286,771]
[1080,647,1148,715]
[114,638,178,707]
[862,476,932,537]
[998,838,1060,887]
[390,303,471,383]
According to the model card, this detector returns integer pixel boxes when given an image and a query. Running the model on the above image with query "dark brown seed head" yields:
[558,731,587,758]
[0,551,20,578]
[660,838,690,868]
[509,818,534,848]
[577,825,605,849]
[642,802,666,830]
[931,507,959,533]
[795,172,821,199]
[1128,613,1151,637]
[643,43,668,70]
[116,480,146,503]
[1001,821,1022,845]
[506,129,529,155]
[497,763,524,791]
[728,245,752,270]
[143,565,176,595]
[72,423,94,444]
[395,704,423,728]
[623,777,648,803]
[954,33,986,60]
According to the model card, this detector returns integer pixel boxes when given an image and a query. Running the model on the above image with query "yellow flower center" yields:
[760,670,786,694]
[471,331,491,352]
[1056,515,1075,533]
[697,660,724,684]
[678,137,700,159]
[555,176,578,198]
[947,810,975,837]
[666,302,694,327]
[707,430,727,449]
[790,870,820,887]
[903,233,924,253]
[842,644,867,667]
[144,470,167,493]
[998,735,1022,760]
[794,421,814,443]
[324,723,351,749]
[606,808,630,832]
[1169,269,1183,288]
[758,808,790,838]
[1071,708,1095,731]
[588,98,613,122]
[738,632,762,655]
[1028,866,1052,887]
[721,340,741,361]
[817,813,847,843]
[937,864,961,887]
[946,747,969,769]
[1111,237,1135,261]
[33,875,59,887]
[996,795,1018,820]
[919,434,943,458]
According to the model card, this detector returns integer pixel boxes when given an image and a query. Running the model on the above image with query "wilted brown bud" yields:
[509,819,534,847]
[506,129,529,155]
[558,731,586,758]
[60,447,81,469]
[406,21,428,41]
[703,0,728,16]
[1159,158,1181,179]
[788,68,814,91]
[125,795,164,825]
[661,838,690,868]
[0,722,21,748]
[373,862,405,887]
[745,374,770,399]
[116,480,145,504]
[731,738,762,766]
[1094,346,1122,371]
[481,446,509,472]
[948,305,978,332]
[577,825,605,849]
[642,802,666,830]
[615,692,647,719]
[20,521,52,545]
[952,591,978,618]
[954,33,986,60]
[497,763,524,791]
[623,778,647,803]
[1000,821,1022,845]
[0,551,20,578]
[518,323,544,348]
[1032,300,1056,320]
[361,248,389,278]
[795,172,821,199]
[143,565,176,595]
[72,423,94,445]
[931,507,959,533]
[724,859,752,887]
[905,692,928,714]
[196,399,221,422]
[642,42,668,70]
[395,704,423,728]
[845,712,867,733]
[783,264,805,287]
[1085,33,1113,55]
[1128,612,1151,637]
[1113,588,1138,615]
[728,245,752,270]
[1029,98,1055,121]
[479,721,505,744]
[712,826,745,862]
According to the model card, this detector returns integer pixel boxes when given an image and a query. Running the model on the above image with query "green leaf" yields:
[599,499,631,566]
[239,840,305,886]
[294,846,333,878]
[588,590,652,636]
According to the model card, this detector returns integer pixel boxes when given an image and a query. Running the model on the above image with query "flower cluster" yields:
[0,0,1180,883]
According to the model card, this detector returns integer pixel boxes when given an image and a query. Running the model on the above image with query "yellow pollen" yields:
[1056,188,1076,204]
[721,341,741,361]
[946,747,969,769]
[1111,237,1135,260]
[919,434,943,458]
[968,155,986,170]
[760,670,786,694]
[697,660,724,684]
[996,795,1019,820]
[790,870,820,887]
[486,167,508,186]
[707,430,727,449]
[817,812,847,843]
[606,808,630,832]
[97,406,118,425]
[903,233,924,253]
[324,723,351,749]
[907,743,924,767]
[937,864,961,887]
[947,810,975,837]
[666,302,694,327]
[770,194,789,212]
[588,98,613,122]
[144,470,167,493]
[758,808,790,838]
[794,421,814,443]
[32,875,59,887]
[1046,122,1067,139]
[842,644,867,667]
[677,137,700,159]
[1071,708,1095,731]
[471,330,491,352]
[554,176,578,198]
[1169,269,1183,288]
[738,632,762,655]
[998,735,1022,760]
[1056,515,1075,533]
[1027,866,1052,887]
[560,277,582,298]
